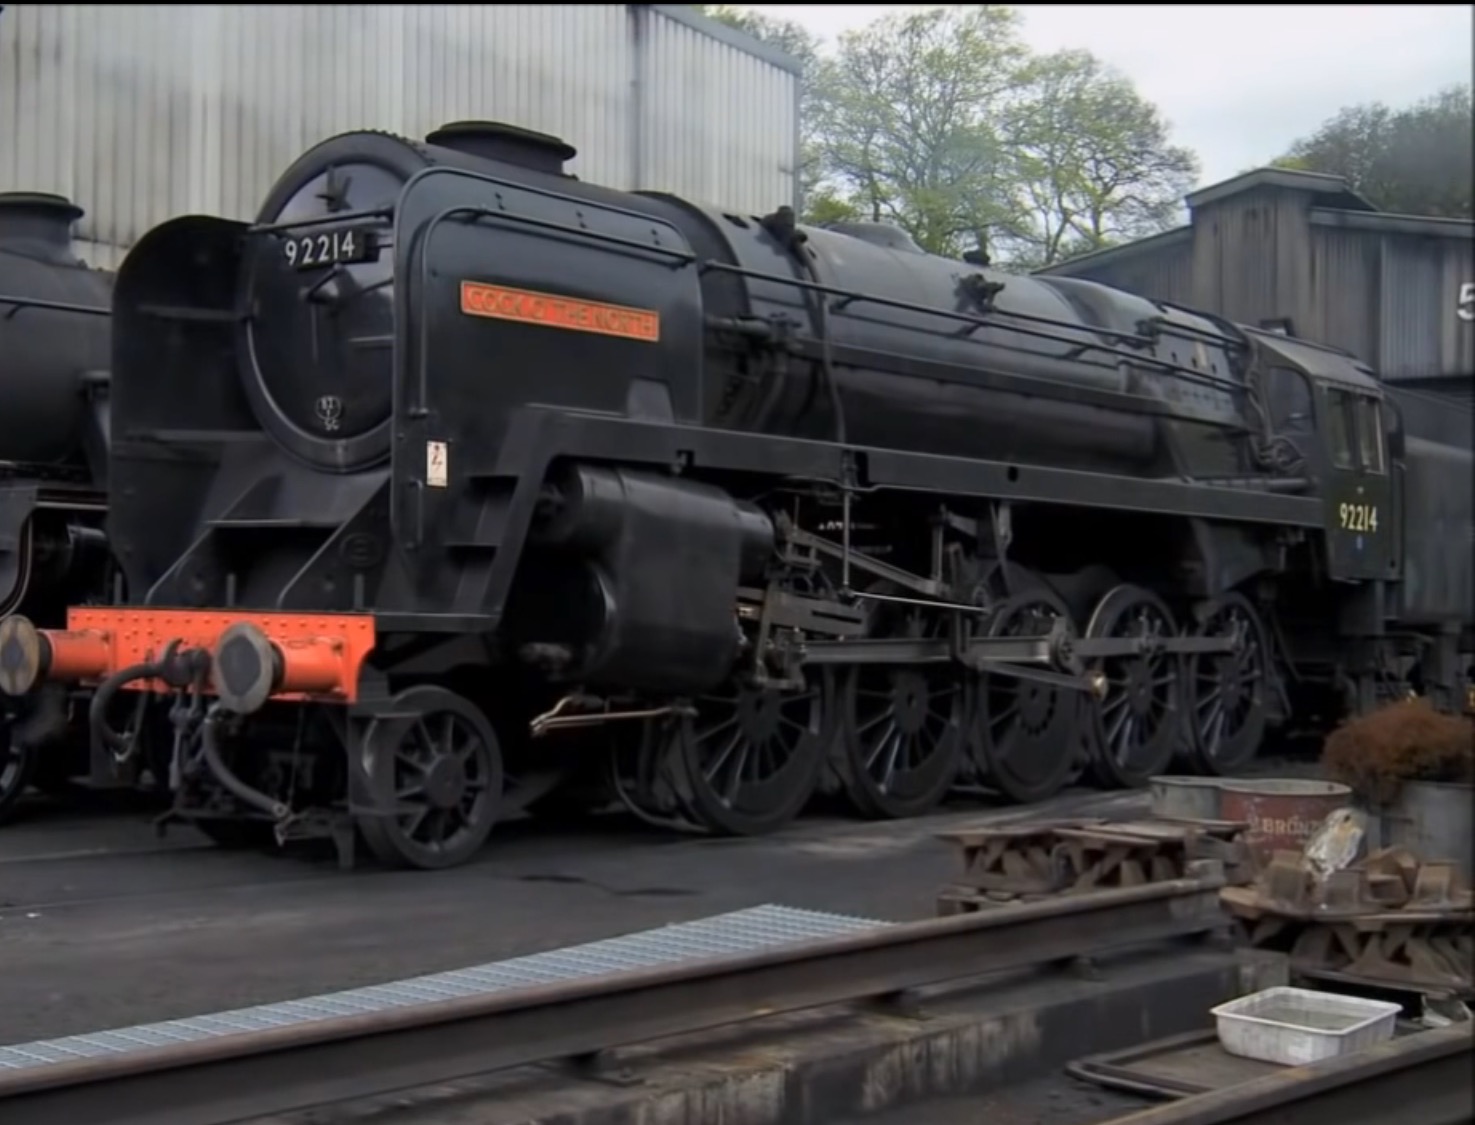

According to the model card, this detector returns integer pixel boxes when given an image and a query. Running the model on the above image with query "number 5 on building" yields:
[1459,282,1475,323]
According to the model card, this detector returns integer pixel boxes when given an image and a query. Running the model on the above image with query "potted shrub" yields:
[1320,698,1474,879]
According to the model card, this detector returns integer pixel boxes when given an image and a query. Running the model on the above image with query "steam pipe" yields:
[199,705,290,820]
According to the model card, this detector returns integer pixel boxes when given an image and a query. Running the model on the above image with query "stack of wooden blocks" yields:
[1220,845,1474,999]
[935,815,1253,915]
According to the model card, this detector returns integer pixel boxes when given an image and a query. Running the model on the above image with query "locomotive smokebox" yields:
[425,121,577,176]
[0,192,85,265]
[0,191,112,468]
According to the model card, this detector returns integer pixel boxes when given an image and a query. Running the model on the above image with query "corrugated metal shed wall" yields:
[1369,228,1474,381]
[640,7,796,217]
[1039,182,1474,386]
[1306,224,1381,367]
[1046,231,1194,307]
[0,3,799,268]
[1188,187,1324,332]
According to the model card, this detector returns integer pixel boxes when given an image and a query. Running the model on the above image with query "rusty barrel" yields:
[1220,779,1352,861]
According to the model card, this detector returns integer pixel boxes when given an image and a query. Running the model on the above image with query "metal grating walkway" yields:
[0,903,891,1074]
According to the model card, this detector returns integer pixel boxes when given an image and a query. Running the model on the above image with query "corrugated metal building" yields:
[0,3,801,268]
[1036,168,1475,402]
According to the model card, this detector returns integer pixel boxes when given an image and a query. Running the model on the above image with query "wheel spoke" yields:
[695,714,741,746]
[863,718,898,771]
[988,699,1021,727]
[723,743,752,804]
[777,715,810,737]
[702,727,744,784]
[401,806,430,839]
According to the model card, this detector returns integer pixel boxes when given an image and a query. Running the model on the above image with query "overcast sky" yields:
[736,4,1475,188]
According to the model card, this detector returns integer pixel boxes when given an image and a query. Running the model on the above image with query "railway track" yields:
[2,876,1228,1125]
[2,866,1468,1125]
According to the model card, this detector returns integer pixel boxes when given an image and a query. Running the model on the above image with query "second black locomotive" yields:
[0,192,114,821]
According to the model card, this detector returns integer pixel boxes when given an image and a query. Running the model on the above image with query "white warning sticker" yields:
[426,440,448,489]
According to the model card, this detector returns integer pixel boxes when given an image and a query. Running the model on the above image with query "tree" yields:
[689,5,1202,265]
[1275,85,1473,218]
[1001,50,1199,268]
[809,6,1030,257]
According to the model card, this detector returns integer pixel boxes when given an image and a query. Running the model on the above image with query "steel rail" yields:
[0,877,1225,1125]
[1100,1023,1474,1125]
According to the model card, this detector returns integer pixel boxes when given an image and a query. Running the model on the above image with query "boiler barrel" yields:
[688,213,1164,472]
[0,193,113,467]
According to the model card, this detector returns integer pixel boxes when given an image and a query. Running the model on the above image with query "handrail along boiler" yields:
[0,121,1468,868]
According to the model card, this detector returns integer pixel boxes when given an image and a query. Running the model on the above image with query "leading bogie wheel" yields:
[663,674,830,836]
[1083,585,1184,789]
[969,588,1082,804]
[833,598,965,820]
[0,713,37,825]
[1184,592,1270,776]
[357,685,505,870]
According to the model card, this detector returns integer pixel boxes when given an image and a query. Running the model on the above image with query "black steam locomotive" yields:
[0,193,114,821]
[0,122,1468,868]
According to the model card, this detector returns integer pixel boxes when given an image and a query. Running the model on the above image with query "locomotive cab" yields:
[1250,331,1396,582]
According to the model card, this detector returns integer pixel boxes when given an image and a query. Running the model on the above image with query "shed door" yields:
[1320,385,1394,581]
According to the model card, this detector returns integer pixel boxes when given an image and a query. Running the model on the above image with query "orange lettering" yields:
[459,281,661,343]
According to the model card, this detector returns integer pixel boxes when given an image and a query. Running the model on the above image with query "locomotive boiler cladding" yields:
[6,118,1469,872]
[0,193,115,822]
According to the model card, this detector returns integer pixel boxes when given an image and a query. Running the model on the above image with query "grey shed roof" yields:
[1185,166,1380,213]
[1038,165,1473,277]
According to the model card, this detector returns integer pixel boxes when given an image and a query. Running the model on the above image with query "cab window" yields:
[1356,396,1385,475]
[1323,388,1356,469]
[1268,367,1315,434]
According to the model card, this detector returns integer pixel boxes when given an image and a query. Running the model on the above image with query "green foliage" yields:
[1000,50,1198,267]
[803,188,864,226]
[1279,85,1473,218]
[691,5,1201,264]
[811,6,1028,257]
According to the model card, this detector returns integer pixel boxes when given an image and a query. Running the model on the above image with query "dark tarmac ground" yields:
[0,784,1155,1046]
[0,746,1328,1057]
